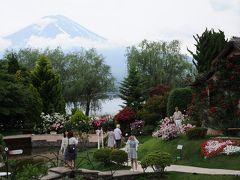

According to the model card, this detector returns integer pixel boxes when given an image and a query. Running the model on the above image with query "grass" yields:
[138,135,240,170]
[75,148,130,171]
[135,172,240,180]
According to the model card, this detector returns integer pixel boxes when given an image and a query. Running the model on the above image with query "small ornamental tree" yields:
[113,107,135,134]
[167,88,192,117]
[114,107,135,122]
[71,108,90,133]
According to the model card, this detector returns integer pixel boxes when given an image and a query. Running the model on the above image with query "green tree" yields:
[188,29,227,127]
[64,49,115,116]
[31,55,65,114]
[6,52,19,74]
[167,88,192,116]
[0,58,43,131]
[126,39,193,89]
[188,28,227,75]
[119,64,145,112]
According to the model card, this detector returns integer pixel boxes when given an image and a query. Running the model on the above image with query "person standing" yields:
[114,124,122,148]
[172,106,183,132]
[126,135,139,171]
[64,130,78,168]
[107,128,115,148]
[60,130,68,160]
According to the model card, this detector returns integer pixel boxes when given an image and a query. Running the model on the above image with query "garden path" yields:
[3,133,99,142]
[121,147,240,175]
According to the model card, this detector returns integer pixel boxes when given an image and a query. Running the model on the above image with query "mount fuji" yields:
[4,15,106,49]
[1,15,126,82]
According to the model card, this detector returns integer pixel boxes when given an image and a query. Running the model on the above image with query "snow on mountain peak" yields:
[3,15,107,49]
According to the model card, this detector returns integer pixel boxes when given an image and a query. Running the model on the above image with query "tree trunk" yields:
[85,99,91,116]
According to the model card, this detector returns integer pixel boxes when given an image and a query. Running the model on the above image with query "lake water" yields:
[90,98,124,116]
[66,98,124,116]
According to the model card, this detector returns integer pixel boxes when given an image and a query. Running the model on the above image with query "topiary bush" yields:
[186,127,207,139]
[142,125,156,135]
[111,149,128,165]
[93,148,128,166]
[93,148,112,165]
[140,95,169,125]
[167,87,192,116]
[141,151,172,174]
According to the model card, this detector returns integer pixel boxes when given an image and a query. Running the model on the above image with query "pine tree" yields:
[31,55,65,114]
[119,65,145,112]
[6,52,19,74]
[188,28,227,74]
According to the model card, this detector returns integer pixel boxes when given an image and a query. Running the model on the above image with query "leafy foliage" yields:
[126,39,194,89]
[140,95,169,125]
[186,127,207,139]
[114,107,135,122]
[141,151,172,173]
[64,49,115,116]
[167,88,192,116]
[93,148,112,165]
[70,108,90,132]
[31,55,65,114]
[0,56,43,131]
[93,148,128,166]
[111,149,128,165]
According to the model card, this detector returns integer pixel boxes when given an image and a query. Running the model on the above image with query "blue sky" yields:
[0,0,239,53]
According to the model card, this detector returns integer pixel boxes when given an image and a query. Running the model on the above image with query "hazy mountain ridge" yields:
[0,15,126,82]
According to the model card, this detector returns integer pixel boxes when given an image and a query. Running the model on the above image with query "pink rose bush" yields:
[94,116,108,127]
[152,117,178,140]
[152,117,195,140]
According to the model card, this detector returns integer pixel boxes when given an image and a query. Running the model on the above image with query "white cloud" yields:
[26,34,122,50]
[0,38,11,49]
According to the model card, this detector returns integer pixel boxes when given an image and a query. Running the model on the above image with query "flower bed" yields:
[201,139,240,158]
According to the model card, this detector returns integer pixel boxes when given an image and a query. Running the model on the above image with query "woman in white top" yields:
[64,130,78,168]
[60,130,68,155]
[126,135,139,171]
[107,128,115,148]
[173,107,183,132]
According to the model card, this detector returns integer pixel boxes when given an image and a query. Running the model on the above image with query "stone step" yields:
[40,171,62,180]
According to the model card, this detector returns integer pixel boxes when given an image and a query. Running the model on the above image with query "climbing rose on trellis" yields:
[114,107,135,121]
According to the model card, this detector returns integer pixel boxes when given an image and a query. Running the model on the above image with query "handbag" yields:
[67,138,76,153]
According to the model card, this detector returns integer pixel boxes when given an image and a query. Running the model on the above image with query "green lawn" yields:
[135,172,240,180]
[138,135,240,170]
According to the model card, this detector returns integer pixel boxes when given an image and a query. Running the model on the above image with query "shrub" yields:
[142,125,156,135]
[111,149,128,165]
[130,120,145,135]
[93,148,112,165]
[152,117,178,140]
[141,151,172,174]
[93,148,128,166]
[71,109,90,133]
[167,88,192,117]
[140,95,168,125]
[15,163,48,180]
[186,127,207,139]
[0,134,5,153]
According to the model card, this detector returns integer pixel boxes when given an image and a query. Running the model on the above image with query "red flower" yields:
[114,107,135,121]
[208,107,217,113]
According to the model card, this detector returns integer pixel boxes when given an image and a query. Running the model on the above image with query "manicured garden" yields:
[138,135,240,170]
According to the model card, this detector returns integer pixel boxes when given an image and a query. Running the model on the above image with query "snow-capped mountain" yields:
[4,15,106,49]
[1,15,126,82]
